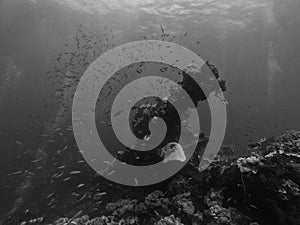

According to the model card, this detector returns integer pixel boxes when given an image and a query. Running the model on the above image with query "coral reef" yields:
[14,131,300,225]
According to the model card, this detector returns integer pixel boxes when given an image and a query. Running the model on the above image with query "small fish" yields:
[160,25,165,34]
[68,210,83,222]
[57,165,66,169]
[31,158,43,163]
[69,170,81,175]
[63,177,71,181]
[52,171,64,178]
[95,192,106,196]
[71,192,79,197]
[78,193,86,202]
[16,140,23,146]
[46,192,54,199]
[249,204,258,209]
[107,170,115,176]
[8,170,23,176]
[77,183,85,188]
[20,217,43,225]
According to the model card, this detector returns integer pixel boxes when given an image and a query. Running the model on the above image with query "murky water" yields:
[0,0,300,223]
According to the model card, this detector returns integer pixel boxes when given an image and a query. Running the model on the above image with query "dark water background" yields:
[0,0,300,221]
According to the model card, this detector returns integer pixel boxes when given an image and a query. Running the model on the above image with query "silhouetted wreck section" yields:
[115,61,226,166]
[44,130,300,225]
[206,60,227,92]
[178,60,227,105]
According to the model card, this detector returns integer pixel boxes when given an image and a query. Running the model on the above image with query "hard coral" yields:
[105,199,137,217]
[172,192,195,215]
[206,204,231,225]
[155,215,184,225]
[144,191,170,214]
[203,189,224,207]
[237,155,262,174]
